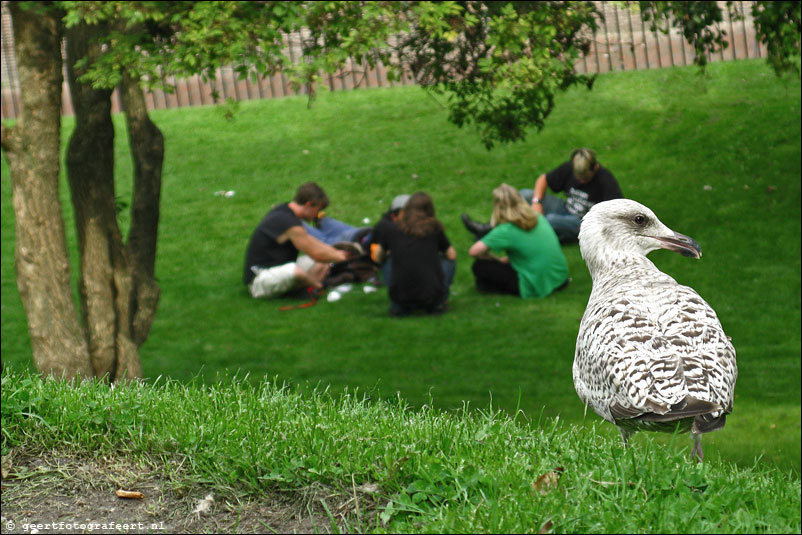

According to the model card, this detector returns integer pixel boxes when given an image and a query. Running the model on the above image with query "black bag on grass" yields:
[323,242,378,288]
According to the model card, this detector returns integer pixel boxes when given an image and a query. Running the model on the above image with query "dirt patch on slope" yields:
[1,451,382,534]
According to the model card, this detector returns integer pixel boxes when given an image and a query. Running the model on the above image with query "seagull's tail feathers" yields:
[637,396,722,424]
[693,413,727,434]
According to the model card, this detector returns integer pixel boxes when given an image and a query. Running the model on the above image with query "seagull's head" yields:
[579,199,702,273]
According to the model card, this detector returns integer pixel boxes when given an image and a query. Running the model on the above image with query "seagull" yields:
[574,199,737,461]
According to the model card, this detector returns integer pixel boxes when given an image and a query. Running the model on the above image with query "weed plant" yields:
[1,59,800,475]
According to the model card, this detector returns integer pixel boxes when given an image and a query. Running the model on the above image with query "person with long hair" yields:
[374,192,457,316]
[461,148,623,244]
[468,184,569,297]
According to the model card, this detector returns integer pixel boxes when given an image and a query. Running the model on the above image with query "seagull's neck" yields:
[585,251,656,283]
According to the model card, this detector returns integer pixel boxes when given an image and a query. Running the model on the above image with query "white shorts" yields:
[248,256,315,299]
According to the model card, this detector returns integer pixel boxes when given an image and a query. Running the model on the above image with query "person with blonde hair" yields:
[462,148,623,244]
[468,184,569,298]
[373,192,457,316]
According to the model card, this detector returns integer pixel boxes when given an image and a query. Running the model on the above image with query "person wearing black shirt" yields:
[521,148,623,244]
[373,192,457,317]
[369,194,410,284]
[462,148,623,245]
[243,182,348,298]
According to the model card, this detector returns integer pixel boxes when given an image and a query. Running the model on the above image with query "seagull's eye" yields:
[633,214,648,226]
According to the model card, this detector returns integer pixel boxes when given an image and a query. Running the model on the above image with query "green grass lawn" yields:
[2,59,800,473]
[2,370,800,533]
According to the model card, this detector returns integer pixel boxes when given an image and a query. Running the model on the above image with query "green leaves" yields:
[53,1,602,148]
[24,1,802,149]
[637,1,732,68]
[637,1,801,77]
[390,1,600,148]
[752,1,801,77]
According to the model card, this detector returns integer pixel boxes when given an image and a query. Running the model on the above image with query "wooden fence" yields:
[1,1,766,121]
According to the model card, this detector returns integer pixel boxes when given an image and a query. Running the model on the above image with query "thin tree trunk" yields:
[1,4,92,379]
[120,72,163,347]
[64,22,142,380]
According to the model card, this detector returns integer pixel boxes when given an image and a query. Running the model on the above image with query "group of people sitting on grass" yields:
[242,147,623,317]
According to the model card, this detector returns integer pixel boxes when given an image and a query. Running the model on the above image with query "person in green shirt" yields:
[468,184,570,298]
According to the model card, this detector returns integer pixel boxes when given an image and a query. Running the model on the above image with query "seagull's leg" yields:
[691,433,704,462]
[618,427,631,447]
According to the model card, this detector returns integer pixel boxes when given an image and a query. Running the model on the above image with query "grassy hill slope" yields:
[2,370,800,533]
[2,59,800,473]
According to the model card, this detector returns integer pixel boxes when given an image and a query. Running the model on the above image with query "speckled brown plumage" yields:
[574,199,737,460]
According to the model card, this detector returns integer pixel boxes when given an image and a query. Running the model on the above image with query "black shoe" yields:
[389,305,411,318]
[429,302,449,315]
[461,213,492,239]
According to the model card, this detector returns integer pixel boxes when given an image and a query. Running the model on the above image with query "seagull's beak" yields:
[652,231,702,259]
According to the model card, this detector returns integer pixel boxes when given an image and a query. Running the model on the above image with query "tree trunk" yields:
[64,22,141,380]
[120,72,164,347]
[0,5,92,379]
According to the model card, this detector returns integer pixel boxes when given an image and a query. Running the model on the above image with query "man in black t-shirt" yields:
[520,148,623,244]
[243,182,348,299]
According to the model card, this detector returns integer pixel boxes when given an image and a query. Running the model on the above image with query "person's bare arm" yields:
[532,173,548,214]
[469,240,488,258]
[285,226,348,263]
[469,240,508,262]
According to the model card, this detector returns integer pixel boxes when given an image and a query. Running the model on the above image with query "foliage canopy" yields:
[57,1,801,147]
